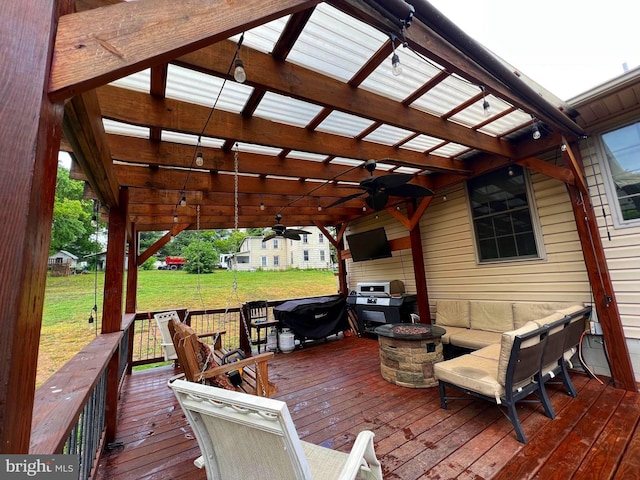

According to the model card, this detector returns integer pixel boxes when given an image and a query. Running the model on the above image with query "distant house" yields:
[228,226,333,271]
[48,250,78,276]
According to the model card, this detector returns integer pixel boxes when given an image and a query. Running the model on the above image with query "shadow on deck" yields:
[95,335,640,479]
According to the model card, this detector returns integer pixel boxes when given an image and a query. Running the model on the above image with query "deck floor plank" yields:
[95,335,640,480]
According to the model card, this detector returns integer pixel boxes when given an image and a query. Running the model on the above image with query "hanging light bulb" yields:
[233,58,246,83]
[391,52,402,76]
[561,143,568,152]
[259,202,265,211]
[180,196,187,207]
[480,86,491,116]
[508,165,514,176]
[362,205,367,212]
[532,125,541,140]
[173,214,178,223]
[317,204,322,212]
[195,151,204,167]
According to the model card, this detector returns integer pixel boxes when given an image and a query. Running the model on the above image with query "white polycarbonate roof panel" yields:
[160,131,225,148]
[359,47,444,102]
[316,110,375,137]
[252,92,323,127]
[103,119,149,138]
[411,73,480,116]
[110,69,151,93]
[286,3,387,82]
[229,16,290,54]
[401,134,446,153]
[479,109,533,136]
[286,151,329,162]
[329,157,365,167]
[363,124,414,146]
[165,64,253,112]
[449,94,516,130]
[235,142,283,156]
[431,142,469,157]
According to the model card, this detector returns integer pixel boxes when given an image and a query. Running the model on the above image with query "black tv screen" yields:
[346,227,392,262]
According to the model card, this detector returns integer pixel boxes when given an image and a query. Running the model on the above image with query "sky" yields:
[428,0,640,100]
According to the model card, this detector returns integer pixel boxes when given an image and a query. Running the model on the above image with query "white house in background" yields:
[48,250,78,269]
[229,226,333,271]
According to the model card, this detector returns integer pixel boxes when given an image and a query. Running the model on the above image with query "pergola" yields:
[3,0,635,456]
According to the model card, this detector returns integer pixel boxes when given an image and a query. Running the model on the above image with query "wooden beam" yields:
[515,156,575,185]
[137,225,188,266]
[562,137,589,194]
[407,200,431,323]
[97,85,471,174]
[0,0,71,454]
[49,0,320,100]
[63,90,120,207]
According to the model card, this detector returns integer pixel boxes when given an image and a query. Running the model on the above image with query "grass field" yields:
[39,269,339,385]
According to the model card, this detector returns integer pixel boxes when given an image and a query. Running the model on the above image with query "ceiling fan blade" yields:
[386,183,434,198]
[284,232,301,240]
[262,233,277,242]
[287,228,312,235]
[326,192,366,208]
[364,173,413,190]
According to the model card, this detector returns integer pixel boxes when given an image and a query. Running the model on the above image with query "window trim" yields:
[597,121,640,229]
[465,166,546,265]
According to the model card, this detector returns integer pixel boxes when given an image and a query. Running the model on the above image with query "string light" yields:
[233,58,246,83]
[480,86,491,117]
[195,151,204,167]
[531,115,541,140]
[508,165,514,176]
[173,213,178,222]
[259,202,265,211]
[317,204,322,212]
[561,143,567,152]
[390,34,402,76]
[180,195,187,207]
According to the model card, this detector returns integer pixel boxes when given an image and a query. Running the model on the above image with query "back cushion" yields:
[512,302,573,329]
[470,301,514,333]
[497,321,541,386]
[435,300,470,328]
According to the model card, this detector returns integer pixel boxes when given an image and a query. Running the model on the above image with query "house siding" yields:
[346,170,591,318]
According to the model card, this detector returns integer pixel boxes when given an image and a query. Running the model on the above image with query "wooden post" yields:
[102,188,129,443]
[406,200,431,324]
[0,0,72,453]
[567,185,637,391]
[125,225,138,314]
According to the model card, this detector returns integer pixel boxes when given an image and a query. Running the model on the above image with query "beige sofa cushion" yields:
[437,325,469,345]
[557,305,588,316]
[469,301,514,333]
[496,321,541,386]
[434,354,504,402]
[512,302,574,329]
[435,300,470,328]
[470,343,501,361]
[448,330,503,350]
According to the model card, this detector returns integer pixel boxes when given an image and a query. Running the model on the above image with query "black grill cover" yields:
[273,295,348,340]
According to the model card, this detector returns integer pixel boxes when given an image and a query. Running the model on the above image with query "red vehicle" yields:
[159,256,186,270]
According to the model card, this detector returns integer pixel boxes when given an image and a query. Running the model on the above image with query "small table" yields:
[374,323,445,388]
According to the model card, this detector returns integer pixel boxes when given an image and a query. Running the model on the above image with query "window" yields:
[601,121,640,222]
[303,250,309,262]
[467,165,540,262]
[318,233,324,243]
[273,256,279,266]
[273,239,279,248]
[261,256,267,267]
[302,234,309,244]
[261,240,267,249]
[319,250,325,262]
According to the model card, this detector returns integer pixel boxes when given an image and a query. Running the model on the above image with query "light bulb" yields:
[532,126,541,140]
[362,205,367,212]
[391,53,402,76]
[508,166,514,176]
[482,99,491,116]
[443,194,447,201]
[195,152,204,167]
[561,143,567,152]
[233,59,246,83]
[180,196,187,207]
[259,202,265,211]
[317,205,322,212]
[173,214,178,223]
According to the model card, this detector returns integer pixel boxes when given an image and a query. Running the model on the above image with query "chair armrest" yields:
[197,330,226,339]
[199,352,274,379]
[338,430,382,480]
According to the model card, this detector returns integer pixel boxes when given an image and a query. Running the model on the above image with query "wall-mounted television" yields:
[346,227,392,262]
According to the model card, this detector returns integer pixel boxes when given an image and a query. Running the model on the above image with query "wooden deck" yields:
[95,335,640,479]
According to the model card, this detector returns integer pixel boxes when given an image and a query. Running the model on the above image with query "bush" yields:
[141,256,157,270]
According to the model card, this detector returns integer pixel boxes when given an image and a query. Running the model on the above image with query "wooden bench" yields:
[168,318,275,397]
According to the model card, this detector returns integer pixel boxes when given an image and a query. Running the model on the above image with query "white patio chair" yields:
[168,378,383,480]
[154,310,181,361]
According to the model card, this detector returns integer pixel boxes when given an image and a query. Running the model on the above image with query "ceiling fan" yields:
[327,160,434,211]
[262,214,311,242]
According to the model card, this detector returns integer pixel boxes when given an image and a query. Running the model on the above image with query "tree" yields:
[51,166,102,256]
[183,240,217,274]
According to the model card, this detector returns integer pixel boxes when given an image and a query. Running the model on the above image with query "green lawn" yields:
[39,269,339,385]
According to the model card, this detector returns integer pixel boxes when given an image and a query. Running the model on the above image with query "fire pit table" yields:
[374,323,446,388]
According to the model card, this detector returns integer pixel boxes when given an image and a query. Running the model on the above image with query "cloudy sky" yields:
[429,0,639,100]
